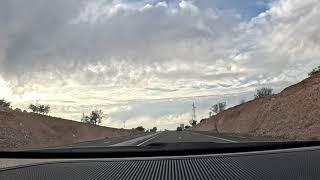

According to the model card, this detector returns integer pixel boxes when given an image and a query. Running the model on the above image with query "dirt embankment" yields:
[0,109,137,150]
[193,74,320,140]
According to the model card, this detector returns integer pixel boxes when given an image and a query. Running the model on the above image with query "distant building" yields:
[180,124,184,130]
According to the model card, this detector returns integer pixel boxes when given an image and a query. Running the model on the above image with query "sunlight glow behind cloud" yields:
[0,0,319,129]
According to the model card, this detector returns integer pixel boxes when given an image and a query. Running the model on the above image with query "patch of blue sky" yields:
[194,0,271,20]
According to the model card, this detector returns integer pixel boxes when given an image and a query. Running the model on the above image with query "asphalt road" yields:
[1,131,238,169]
[63,131,238,148]
[139,131,237,146]
[60,133,153,148]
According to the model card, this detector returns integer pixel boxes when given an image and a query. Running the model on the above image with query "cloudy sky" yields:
[0,0,319,130]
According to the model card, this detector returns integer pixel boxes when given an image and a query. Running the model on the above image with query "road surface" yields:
[64,131,238,148]
[139,131,237,146]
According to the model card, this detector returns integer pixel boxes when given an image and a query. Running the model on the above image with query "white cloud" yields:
[0,76,13,101]
[179,0,199,14]
[156,1,168,8]
[0,0,319,129]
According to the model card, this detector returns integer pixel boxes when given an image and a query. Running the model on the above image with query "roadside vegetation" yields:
[309,65,320,76]
[28,102,50,115]
[210,102,226,116]
[135,126,145,132]
[81,110,104,125]
[150,127,157,132]
[254,87,274,99]
[200,119,208,123]
[190,120,197,127]
[0,99,11,108]
[0,98,156,133]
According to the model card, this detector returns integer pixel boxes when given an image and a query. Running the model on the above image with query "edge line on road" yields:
[189,131,238,143]
[137,132,163,146]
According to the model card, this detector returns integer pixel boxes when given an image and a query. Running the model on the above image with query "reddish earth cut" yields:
[0,109,137,150]
[194,73,320,140]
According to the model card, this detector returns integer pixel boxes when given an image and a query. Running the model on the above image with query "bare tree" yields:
[254,87,274,99]
[210,102,226,115]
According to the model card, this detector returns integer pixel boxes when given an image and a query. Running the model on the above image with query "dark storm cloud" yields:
[0,0,241,83]
[0,0,83,75]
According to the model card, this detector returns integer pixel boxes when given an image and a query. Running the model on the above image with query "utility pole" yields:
[192,102,196,121]
[189,102,197,126]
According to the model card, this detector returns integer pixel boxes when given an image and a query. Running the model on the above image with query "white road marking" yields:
[209,136,238,143]
[110,132,161,146]
[137,132,163,146]
[189,132,238,143]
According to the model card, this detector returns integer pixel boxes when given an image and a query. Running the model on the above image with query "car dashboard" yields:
[1,144,320,180]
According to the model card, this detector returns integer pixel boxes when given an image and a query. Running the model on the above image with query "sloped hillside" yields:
[0,109,136,150]
[194,74,320,140]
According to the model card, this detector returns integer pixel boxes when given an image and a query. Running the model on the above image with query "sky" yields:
[0,0,320,130]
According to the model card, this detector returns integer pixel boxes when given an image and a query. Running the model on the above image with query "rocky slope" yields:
[193,73,320,140]
[0,109,137,150]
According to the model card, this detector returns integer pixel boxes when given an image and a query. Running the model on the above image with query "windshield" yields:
[0,0,320,151]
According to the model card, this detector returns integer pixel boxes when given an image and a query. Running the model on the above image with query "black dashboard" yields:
[1,143,320,180]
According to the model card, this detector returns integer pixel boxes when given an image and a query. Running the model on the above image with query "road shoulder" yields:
[193,131,282,142]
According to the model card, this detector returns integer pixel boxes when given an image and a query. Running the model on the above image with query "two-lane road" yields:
[139,131,237,146]
[64,131,237,148]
